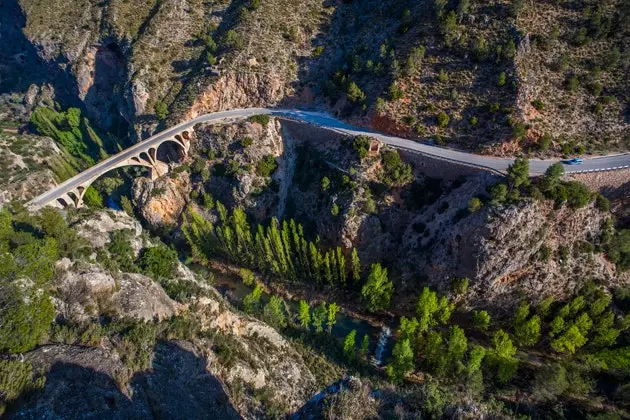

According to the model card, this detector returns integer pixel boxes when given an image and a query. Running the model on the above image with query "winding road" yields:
[28,107,630,209]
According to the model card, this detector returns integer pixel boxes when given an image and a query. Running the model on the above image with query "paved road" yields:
[28,107,630,208]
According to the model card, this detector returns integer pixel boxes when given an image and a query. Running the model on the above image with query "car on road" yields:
[565,157,583,165]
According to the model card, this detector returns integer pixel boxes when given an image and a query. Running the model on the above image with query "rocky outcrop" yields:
[16,341,240,419]
[74,210,144,255]
[132,171,191,230]
[55,260,180,322]
[184,73,285,120]
[421,199,614,306]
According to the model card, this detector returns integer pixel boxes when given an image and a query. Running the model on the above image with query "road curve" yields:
[28,107,630,208]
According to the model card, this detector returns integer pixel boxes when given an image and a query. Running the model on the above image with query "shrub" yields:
[248,114,270,127]
[388,82,404,100]
[353,136,371,160]
[497,72,507,87]
[531,100,544,111]
[154,101,168,120]
[565,181,592,208]
[380,150,412,186]
[330,203,340,216]
[451,277,469,296]
[565,75,580,92]
[256,155,278,177]
[469,116,479,126]
[595,194,610,212]
[240,137,253,148]
[0,286,55,353]
[139,244,178,280]
[436,112,450,127]
[438,69,449,82]
[468,197,482,213]
[0,360,45,412]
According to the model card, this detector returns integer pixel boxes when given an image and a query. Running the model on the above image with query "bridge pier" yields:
[33,127,195,210]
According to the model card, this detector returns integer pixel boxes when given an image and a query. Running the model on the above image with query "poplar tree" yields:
[344,330,357,360]
[312,303,327,333]
[327,302,340,333]
[351,248,361,283]
[298,300,311,329]
[361,263,393,312]
[360,334,370,358]
[336,246,347,286]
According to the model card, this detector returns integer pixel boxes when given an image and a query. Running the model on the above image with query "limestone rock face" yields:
[74,210,144,255]
[56,261,179,322]
[132,171,191,230]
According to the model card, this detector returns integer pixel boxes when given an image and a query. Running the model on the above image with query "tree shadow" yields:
[10,341,240,419]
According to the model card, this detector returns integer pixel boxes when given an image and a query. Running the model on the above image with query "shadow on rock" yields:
[10,341,240,420]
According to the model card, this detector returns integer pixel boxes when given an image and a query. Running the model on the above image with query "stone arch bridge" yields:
[27,108,630,210]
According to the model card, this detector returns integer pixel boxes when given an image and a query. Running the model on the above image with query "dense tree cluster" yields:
[182,202,364,288]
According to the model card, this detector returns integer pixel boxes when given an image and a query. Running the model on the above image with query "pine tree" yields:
[298,300,311,329]
[351,248,361,283]
[447,326,468,375]
[344,330,357,360]
[387,338,415,382]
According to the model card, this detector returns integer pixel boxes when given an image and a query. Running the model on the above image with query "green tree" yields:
[436,112,450,127]
[361,263,393,312]
[398,316,419,340]
[487,330,519,384]
[473,310,491,331]
[343,330,357,360]
[263,296,287,328]
[417,287,439,333]
[298,300,311,329]
[426,330,447,376]
[239,268,255,286]
[489,183,508,205]
[551,325,587,354]
[532,363,569,401]
[360,334,370,358]
[327,302,339,333]
[447,326,468,374]
[497,71,507,87]
[507,157,530,189]
[347,81,366,104]
[387,338,415,382]
[516,315,541,347]
[120,196,134,216]
[456,0,470,21]
[139,245,178,280]
[243,284,263,314]
[312,303,327,333]
[351,248,361,283]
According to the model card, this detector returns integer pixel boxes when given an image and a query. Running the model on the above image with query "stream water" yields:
[195,265,395,363]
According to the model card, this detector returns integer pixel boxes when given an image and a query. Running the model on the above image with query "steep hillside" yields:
[4,0,627,154]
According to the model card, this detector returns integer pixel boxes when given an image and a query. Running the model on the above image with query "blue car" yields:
[566,157,583,165]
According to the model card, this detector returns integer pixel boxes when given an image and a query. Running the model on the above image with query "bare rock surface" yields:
[13,341,240,420]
